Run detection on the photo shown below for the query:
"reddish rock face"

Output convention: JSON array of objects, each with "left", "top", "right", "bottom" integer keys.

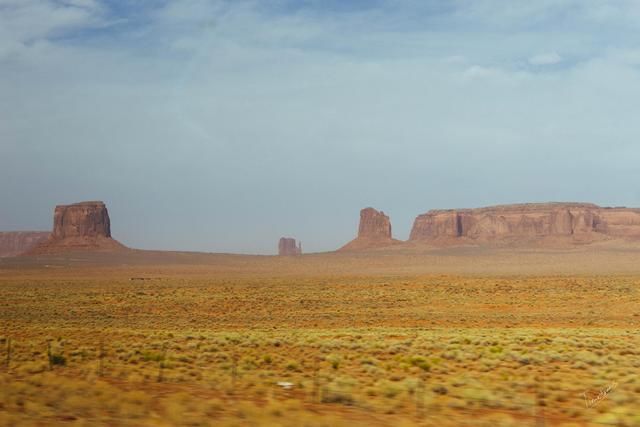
[
  {"left": 52, "top": 201, "right": 111, "bottom": 239},
  {"left": 278, "top": 237, "right": 301, "bottom": 256},
  {"left": 358, "top": 207, "right": 392, "bottom": 240},
  {"left": 0, "top": 232, "right": 50, "bottom": 257},
  {"left": 28, "top": 201, "right": 125, "bottom": 254},
  {"left": 549, "top": 209, "right": 573, "bottom": 235},
  {"left": 340, "top": 207, "right": 400, "bottom": 251},
  {"left": 409, "top": 203, "right": 640, "bottom": 244}
]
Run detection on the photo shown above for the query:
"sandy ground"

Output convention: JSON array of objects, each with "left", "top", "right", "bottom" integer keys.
[
  {"left": 2, "top": 244, "right": 640, "bottom": 426},
  {"left": 3, "top": 239, "right": 640, "bottom": 278}
]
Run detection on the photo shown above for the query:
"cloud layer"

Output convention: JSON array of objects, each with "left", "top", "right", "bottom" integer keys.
[{"left": 2, "top": 0, "right": 640, "bottom": 253}]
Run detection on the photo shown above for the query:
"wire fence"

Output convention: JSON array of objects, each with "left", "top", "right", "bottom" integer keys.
[{"left": 0, "top": 336, "right": 635, "bottom": 427}]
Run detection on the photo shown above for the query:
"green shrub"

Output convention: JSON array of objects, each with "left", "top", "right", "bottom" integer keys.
[
  {"left": 50, "top": 354, "right": 66, "bottom": 366},
  {"left": 285, "top": 360, "right": 299, "bottom": 371}
]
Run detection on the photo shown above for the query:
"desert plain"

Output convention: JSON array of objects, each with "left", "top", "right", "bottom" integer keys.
[{"left": 1, "top": 243, "right": 640, "bottom": 427}]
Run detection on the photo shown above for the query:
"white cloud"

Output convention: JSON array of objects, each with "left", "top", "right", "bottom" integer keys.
[
  {"left": 462, "top": 65, "right": 499, "bottom": 79},
  {"left": 443, "top": 55, "right": 467, "bottom": 64},
  {"left": 0, "top": 0, "right": 105, "bottom": 60},
  {"left": 528, "top": 52, "right": 563, "bottom": 65}
]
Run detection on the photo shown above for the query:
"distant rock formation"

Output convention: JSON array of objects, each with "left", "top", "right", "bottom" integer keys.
[
  {"left": 0, "top": 232, "right": 50, "bottom": 257},
  {"left": 278, "top": 237, "right": 302, "bottom": 256},
  {"left": 409, "top": 202, "right": 640, "bottom": 245},
  {"left": 340, "top": 207, "right": 401, "bottom": 251},
  {"left": 28, "top": 201, "right": 125, "bottom": 254},
  {"left": 51, "top": 201, "right": 112, "bottom": 239}
]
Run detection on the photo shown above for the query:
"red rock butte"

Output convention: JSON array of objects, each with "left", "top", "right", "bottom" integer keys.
[
  {"left": 278, "top": 237, "right": 302, "bottom": 256},
  {"left": 339, "top": 207, "right": 401, "bottom": 251},
  {"left": 27, "top": 201, "right": 126, "bottom": 255}
]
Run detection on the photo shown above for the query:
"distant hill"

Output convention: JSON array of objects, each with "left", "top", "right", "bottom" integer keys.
[{"left": 0, "top": 232, "right": 50, "bottom": 257}]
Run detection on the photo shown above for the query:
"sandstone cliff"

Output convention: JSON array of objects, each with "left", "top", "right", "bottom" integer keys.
[
  {"left": 409, "top": 202, "right": 640, "bottom": 245},
  {"left": 28, "top": 201, "right": 125, "bottom": 254},
  {"left": 278, "top": 237, "right": 302, "bottom": 256},
  {"left": 340, "top": 207, "right": 401, "bottom": 251},
  {"left": 0, "top": 232, "right": 50, "bottom": 257}
]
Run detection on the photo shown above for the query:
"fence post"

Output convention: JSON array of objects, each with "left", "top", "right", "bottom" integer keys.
[
  {"left": 535, "top": 385, "right": 545, "bottom": 427},
  {"left": 231, "top": 354, "right": 238, "bottom": 391},
  {"left": 47, "top": 341, "right": 53, "bottom": 371},
  {"left": 312, "top": 355, "right": 320, "bottom": 403},
  {"left": 5, "top": 338, "right": 11, "bottom": 370},
  {"left": 416, "top": 375, "right": 425, "bottom": 418},
  {"left": 157, "top": 342, "right": 167, "bottom": 382},
  {"left": 535, "top": 403, "right": 545, "bottom": 427},
  {"left": 98, "top": 340, "right": 104, "bottom": 377}
]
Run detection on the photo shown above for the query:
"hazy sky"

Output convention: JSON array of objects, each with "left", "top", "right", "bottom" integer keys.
[{"left": 2, "top": 0, "right": 640, "bottom": 254}]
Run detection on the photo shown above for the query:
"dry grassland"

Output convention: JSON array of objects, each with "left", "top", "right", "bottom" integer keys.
[{"left": 1, "top": 248, "right": 640, "bottom": 426}]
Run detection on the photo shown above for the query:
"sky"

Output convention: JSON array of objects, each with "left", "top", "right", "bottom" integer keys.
[{"left": 2, "top": 0, "right": 640, "bottom": 254}]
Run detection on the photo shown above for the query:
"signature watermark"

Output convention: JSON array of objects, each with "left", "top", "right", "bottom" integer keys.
[{"left": 582, "top": 382, "right": 617, "bottom": 408}]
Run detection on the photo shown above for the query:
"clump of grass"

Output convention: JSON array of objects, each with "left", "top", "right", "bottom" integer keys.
[
  {"left": 285, "top": 360, "right": 300, "bottom": 372},
  {"left": 376, "top": 380, "right": 403, "bottom": 398},
  {"left": 326, "top": 354, "right": 341, "bottom": 370},
  {"left": 408, "top": 355, "right": 430, "bottom": 372},
  {"left": 321, "top": 389, "right": 355, "bottom": 405},
  {"left": 433, "top": 385, "right": 448, "bottom": 395},
  {"left": 141, "top": 351, "right": 164, "bottom": 362}
]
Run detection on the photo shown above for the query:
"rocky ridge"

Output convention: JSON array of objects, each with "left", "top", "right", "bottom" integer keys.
[
  {"left": 339, "top": 202, "right": 640, "bottom": 251},
  {"left": 0, "top": 232, "right": 50, "bottom": 257},
  {"left": 409, "top": 202, "right": 640, "bottom": 244}
]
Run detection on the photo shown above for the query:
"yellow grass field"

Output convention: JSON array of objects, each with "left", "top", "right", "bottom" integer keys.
[{"left": 1, "top": 246, "right": 640, "bottom": 426}]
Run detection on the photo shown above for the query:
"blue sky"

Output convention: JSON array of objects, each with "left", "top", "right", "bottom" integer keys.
[{"left": 2, "top": 0, "right": 640, "bottom": 253}]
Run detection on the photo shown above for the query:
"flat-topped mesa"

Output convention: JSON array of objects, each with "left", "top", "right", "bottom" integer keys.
[
  {"left": 27, "top": 201, "right": 126, "bottom": 254},
  {"left": 409, "top": 202, "right": 640, "bottom": 244},
  {"left": 278, "top": 237, "right": 302, "bottom": 256},
  {"left": 53, "top": 201, "right": 111, "bottom": 239},
  {"left": 0, "top": 232, "right": 50, "bottom": 257},
  {"left": 339, "top": 207, "right": 400, "bottom": 251}
]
